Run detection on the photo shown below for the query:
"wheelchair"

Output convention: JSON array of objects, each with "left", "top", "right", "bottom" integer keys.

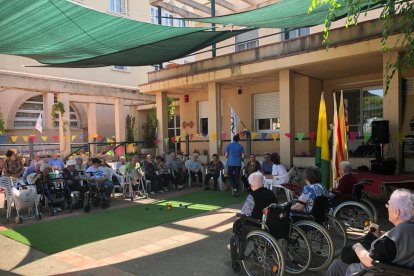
[
  {"left": 331, "top": 180, "right": 377, "bottom": 240},
  {"left": 356, "top": 260, "right": 414, "bottom": 276},
  {"left": 38, "top": 172, "right": 72, "bottom": 216},
  {"left": 291, "top": 196, "right": 344, "bottom": 272},
  {"left": 230, "top": 202, "right": 312, "bottom": 275},
  {"left": 82, "top": 174, "right": 111, "bottom": 213}
]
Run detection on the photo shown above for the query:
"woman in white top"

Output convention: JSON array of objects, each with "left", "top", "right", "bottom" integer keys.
[{"left": 264, "top": 152, "right": 289, "bottom": 189}]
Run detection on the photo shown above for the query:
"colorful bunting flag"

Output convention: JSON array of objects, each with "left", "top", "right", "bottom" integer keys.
[
  {"left": 176, "top": 136, "right": 181, "bottom": 143},
  {"left": 349, "top": 131, "right": 358, "bottom": 142},
  {"left": 221, "top": 132, "right": 227, "bottom": 140},
  {"left": 261, "top": 133, "right": 267, "bottom": 141},
  {"left": 189, "top": 133, "right": 194, "bottom": 141},
  {"left": 52, "top": 135, "right": 59, "bottom": 142},
  {"left": 79, "top": 134, "right": 84, "bottom": 139},
  {"left": 127, "top": 144, "right": 135, "bottom": 153},
  {"left": 296, "top": 133, "right": 304, "bottom": 143},
  {"left": 251, "top": 132, "right": 258, "bottom": 140},
  {"left": 106, "top": 138, "right": 113, "bottom": 143},
  {"left": 271, "top": 133, "right": 279, "bottom": 141},
  {"left": 164, "top": 138, "right": 169, "bottom": 145},
  {"left": 155, "top": 138, "right": 160, "bottom": 145},
  {"left": 309, "top": 131, "right": 315, "bottom": 141},
  {"left": 211, "top": 132, "right": 217, "bottom": 141},
  {"left": 284, "top": 133, "right": 293, "bottom": 139},
  {"left": 22, "top": 136, "right": 29, "bottom": 142},
  {"left": 71, "top": 135, "right": 77, "bottom": 142},
  {"left": 171, "top": 136, "right": 176, "bottom": 143},
  {"left": 239, "top": 131, "right": 246, "bottom": 139},
  {"left": 106, "top": 150, "right": 115, "bottom": 157},
  {"left": 97, "top": 134, "right": 104, "bottom": 141},
  {"left": 115, "top": 146, "right": 124, "bottom": 156},
  {"left": 0, "top": 136, "right": 6, "bottom": 143},
  {"left": 41, "top": 136, "right": 48, "bottom": 142},
  {"left": 10, "top": 136, "right": 18, "bottom": 143}
]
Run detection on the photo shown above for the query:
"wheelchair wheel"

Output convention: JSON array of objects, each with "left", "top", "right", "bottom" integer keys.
[
  {"left": 294, "top": 220, "right": 334, "bottom": 272},
  {"left": 231, "top": 260, "right": 242, "bottom": 273},
  {"left": 361, "top": 198, "right": 378, "bottom": 223},
  {"left": 324, "top": 215, "right": 347, "bottom": 257},
  {"left": 285, "top": 225, "right": 312, "bottom": 275},
  {"left": 333, "top": 201, "right": 374, "bottom": 240},
  {"left": 241, "top": 230, "right": 285, "bottom": 276}
]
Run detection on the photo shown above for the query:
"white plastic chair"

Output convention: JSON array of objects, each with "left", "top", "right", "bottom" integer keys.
[
  {"left": 204, "top": 168, "right": 225, "bottom": 190},
  {"left": 0, "top": 176, "right": 14, "bottom": 221},
  {"left": 267, "top": 167, "right": 298, "bottom": 202},
  {"left": 11, "top": 177, "right": 40, "bottom": 223}
]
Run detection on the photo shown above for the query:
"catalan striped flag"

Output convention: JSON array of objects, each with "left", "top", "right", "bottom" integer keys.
[
  {"left": 332, "top": 91, "right": 348, "bottom": 186},
  {"left": 315, "top": 92, "right": 330, "bottom": 188}
]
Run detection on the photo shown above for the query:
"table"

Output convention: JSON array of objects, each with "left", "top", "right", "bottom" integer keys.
[{"left": 354, "top": 171, "right": 414, "bottom": 196}]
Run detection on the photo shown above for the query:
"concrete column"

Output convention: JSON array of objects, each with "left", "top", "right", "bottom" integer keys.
[
  {"left": 129, "top": 105, "right": 140, "bottom": 142},
  {"left": 156, "top": 91, "right": 168, "bottom": 154},
  {"left": 207, "top": 82, "right": 221, "bottom": 155},
  {"left": 279, "top": 69, "right": 295, "bottom": 168},
  {"left": 43, "top": 92, "right": 54, "bottom": 129},
  {"left": 87, "top": 102, "right": 98, "bottom": 156},
  {"left": 57, "top": 93, "right": 71, "bottom": 157},
  {"left": 383, "top": 51, "right": 402, "bottom": 172},
  {"left": 114, "top": 97, "right": 126, "bottom": 142}
]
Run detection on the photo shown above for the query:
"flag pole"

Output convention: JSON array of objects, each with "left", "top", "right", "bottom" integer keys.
[{"left": 228, "top": 104, "right": 247, "bottom": 130}]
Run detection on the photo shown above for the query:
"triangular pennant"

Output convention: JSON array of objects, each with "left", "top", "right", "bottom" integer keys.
[
  {"left": 251, "top": 132, "right": 258, "bottom": 140},
  {"left": 164, "top": 138, "right": 170, "bottom": 145},
  {"left": 127, "top": 144, "right": 135, "bottom": 153},
  {"left": 189, "top": 133, "right": 194, "bottom": 142},
  {"left": 176, "top": 136, "right": 181, "bottom": 143},
  {"left": 284, "top": 133, "right": 293, "bottom": 139},
  {"left": 115, "top": 146, "right": 124, "bottom": 156},
  {"left": 22, "top": 136, "right": 29, "bottom": 142},
  {"left": 296, "top": 132, "right": 304, "bottom": 143},
  {"left": 211, "top": 132, "right": 217, "bottom": 141},
  {"left": 79, "top": 134, "right": 84, "bottom": 139},
  {"left": 363, "top": 132, "right": 371, "bottom": 142},
  {"left": 10, "top": 136, "right": 18, "bottom": 143},
  {"left": 106, "top": 150, "right": 115, "bottom": 157},
  {"left": 97, "top": 134, "right": 104, "bottom": 141},
  {"left": 41, "top": 136, "right": 48, "bottom": 142},
  {"left": 106, "top": 138, "right": 112, "bottom": 143},
  {"left": 221, "top": 132, "right": 227, "bottom": 140},
  {"left": 239, "top": 131, "right": 246, "bottom": 139},
  {"left": 0, "top": 136, "right": 6, "bottom": 143},
  {"left": 195, "top": 133, "right": 201, "bottom": 138},
  {"left": 399, "top": 132, "right": 406, "bottom": 145},
  {"left": 261, "top": 133, "right": 267, "bottom": 141},
  {"left": 271, "top": 133, "right": 279, "bottom": 141},
  {"left": 155, "top": 138, "right": 160, "bottom": 145},
  {"left": 171, "top": 136, "right": 176, "bottom": 143},
  {"left": 71, "top": 135, "right": 77, "bottom": 142},
  {"left": 309, "top": 131, "right": 316, "bottom": 141},
  {"left": 29, "top": 135, "right": 36, "bottom": 142},
  {"left": 349, "top": 131, "right": 358, "bottom": 142},
  {"left": 52, "top": 135, "right": 59, "bottom": 142}
]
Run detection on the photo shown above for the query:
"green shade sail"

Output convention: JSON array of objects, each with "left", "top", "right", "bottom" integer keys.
[
  {"left": 190, "top": 0, "right": 383, "bottom": 29},
  {"left": 0, "top": 0, "right": 244, "bottom": 67}
]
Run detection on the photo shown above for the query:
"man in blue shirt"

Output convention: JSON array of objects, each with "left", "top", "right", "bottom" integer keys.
[
  {"left": 48, "top": 152, "right": 65, "bottom": 170},
  {"left": 225, "top": 134, "right": 245, "bottom": 196}
]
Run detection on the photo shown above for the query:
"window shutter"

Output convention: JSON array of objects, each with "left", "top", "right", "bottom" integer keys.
[
  {"left": 199, "top": 101, "right": 208, "bottom": 119},
  {"left": 254, "top": 92, "right": 279, "bottom": 119}
]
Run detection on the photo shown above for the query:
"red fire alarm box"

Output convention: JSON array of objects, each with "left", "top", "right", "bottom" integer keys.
[{"left": 184, "top": 94, "right": 189, "bottom": 103}]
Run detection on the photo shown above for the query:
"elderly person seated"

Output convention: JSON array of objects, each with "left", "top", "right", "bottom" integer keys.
[
  {"left": 261, "top": 152, "right": 273, "bottom": 175},
  {"left": 115, "top": 156, "right": 127, "bottom": 172},
  {"left": 62, "top": 159, "right": 85, "bottom": 208},
  {"left": 22, "top": 162, "right": 42, "bottom": 183},
  {"left": 241, "top": 154, "right": 261, "bottom": 191},
  {"left": 264, "top": 152, "right": 289, "bottom": 189},
  {"left": 74, "top": 156, "right": 87, "bottom": 175},
  {"left": 232, "top": 172, "right": 278, "bottom": 238},
  {"left": 141, "top": 154, "right": 160, "bottom": 195},
  {"left": 30, "top": 152, "right": 45, "bottom": 168},
  {"left": 291, "top": 166, "right": 331, "bottom": 213},
  {"left": 3, "top": 149, "right": 24, "bottom": 178},
  {"left": 48, "top": 152, "right": 64, "bottom": 170},
  {"left": 204, "top": 154, "right": 224, "bottom": 191},
  {"left": 333, "top": 161, "right": 357, "bottom": 195},
  {"left": 326, "top": 189, "right": 414, "bottom": 276},
  {"left": 185, "top": 153, "right": 203, "bottom": 187},
  {"left": 85, "top": 158, "right": 114, "bottom": 202},
  {"left": 165, "top": 152, "right": 185, "bottom": 190}
]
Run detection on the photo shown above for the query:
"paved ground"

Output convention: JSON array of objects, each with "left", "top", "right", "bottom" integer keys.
[{"left": 0, "top": 188, "right": 390, "bottom": 276}]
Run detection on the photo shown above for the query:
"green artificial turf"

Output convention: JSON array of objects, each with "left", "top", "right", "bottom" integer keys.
[{"left": 0, "top": 191, "right": 244, "bottom": 254}]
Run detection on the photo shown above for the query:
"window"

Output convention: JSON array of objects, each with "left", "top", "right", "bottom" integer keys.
[
  {"left": 109, "top": 0, "right": 127, "bottom": 14},
  {"left": 14, "top": 95, "right": 80, "bottom": 129},
  {"left": 281, "top": 27, "right": 310, "bottom": 40},
  {"left": 168, "top": 115, "right": 181, "bottom": 152},
  {"left": 235, "top": 29, "right": 259, "bottom": 52},
  {"left": 162, "top": 11, "right": 174, "bottom": 26},
  {"left": 335, "top": 87, "right": 384, "bottom": 135},
  {"left": 198, "top": 101, "right": 208, "bottom": 135},
  {"left": 150, "top": 6, "right": 158, "bottom": 24},
  {"left": 254, "top": 92, "right": 280, "bottom": 133}
]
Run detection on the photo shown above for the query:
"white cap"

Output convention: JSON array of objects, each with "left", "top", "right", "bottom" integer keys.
[{"left": 66, "top": 159, "right": 76, "bottom": 166}]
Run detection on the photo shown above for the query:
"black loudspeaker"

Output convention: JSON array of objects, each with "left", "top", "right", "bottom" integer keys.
[
  {"left": 371, "top": 159, "right": 396, "bottom": 175},
  {"left": 371, "top": 120, "right": 389, "bottom": 144}
]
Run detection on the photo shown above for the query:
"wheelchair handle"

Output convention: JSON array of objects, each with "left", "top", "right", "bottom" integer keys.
[{"left": 355, "top": 179, "right": 373, "bottom": 186}]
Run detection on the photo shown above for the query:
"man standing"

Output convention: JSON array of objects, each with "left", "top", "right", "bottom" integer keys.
[{"left": 225, "top": 134, "right": 245, "bottom": 196}]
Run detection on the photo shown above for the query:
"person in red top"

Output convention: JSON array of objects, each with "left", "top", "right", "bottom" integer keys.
[{"left": 333, "top": 161, "right": 357, "bottom": 195}]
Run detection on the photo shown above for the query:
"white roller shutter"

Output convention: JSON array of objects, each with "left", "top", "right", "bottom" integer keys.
[
  {"left": 199, "top": 101, "right": 208, "bottom": 118},
  {"left": 254, "top": 92, "right": 279, "bottom": 119}
]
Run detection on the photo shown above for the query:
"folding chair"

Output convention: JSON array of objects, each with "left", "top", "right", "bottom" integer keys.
[{"left": 0, "top": 176, "right": 14, "bottom": 221}]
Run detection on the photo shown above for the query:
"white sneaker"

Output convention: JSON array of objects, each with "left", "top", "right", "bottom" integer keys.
[
  {"left": 150, "top": 191, "right": 155, "bottom": 195},
  {"left": 163, "top": 187, "right": 169, "bottom": 192},
  {"left": 227, "top": 244, "right": 231, "bottom": 250},
  {"left": 159, "top": 190, "right": 164, "bottom": 193}
]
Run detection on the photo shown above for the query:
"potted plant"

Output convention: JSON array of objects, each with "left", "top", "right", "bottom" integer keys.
[{"left": 141, "top": 107, "right": 157, "bottom": 156}]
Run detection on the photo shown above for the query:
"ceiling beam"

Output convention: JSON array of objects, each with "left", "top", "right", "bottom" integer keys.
[
  {"left": 257, "top": 0, "right": 281, "bottom": 8},
  {"left": 174, "top": 0, "right": 211, "bottom": 14},
  {"left": 239, "top": 0, "right": 255, "bottom": 6},
  {"left": 152, "top": 2, "right": 200, "bottom": 18},
  {"left": 209, "top": 0, "right": 235, "bottom": 11}
]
